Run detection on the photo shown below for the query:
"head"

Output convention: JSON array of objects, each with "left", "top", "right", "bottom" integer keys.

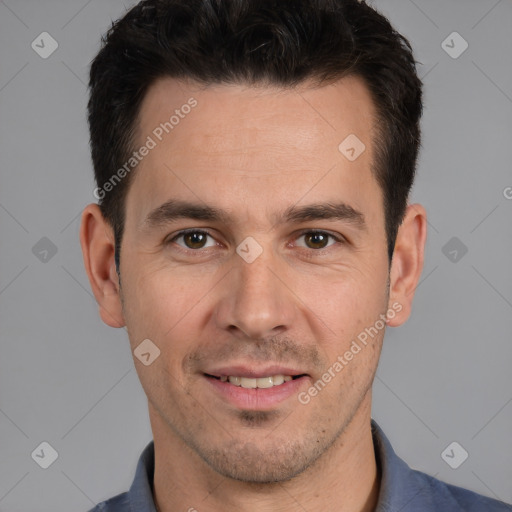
[
  {"left": 88, "top": 0, "right": 423, "bottom": 270},
  {"left": 81, "top": 0, "right": 426, "bottom": 484}
]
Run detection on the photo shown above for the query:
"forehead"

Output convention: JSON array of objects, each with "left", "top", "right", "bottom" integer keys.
[
  {"left": 126, "top": 75, "right": 381, "bottom": 230},
  {"left": 137, "top": 75, "right": 376, "bottom": 153}
]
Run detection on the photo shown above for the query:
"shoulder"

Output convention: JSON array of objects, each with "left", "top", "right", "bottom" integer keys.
[
  {"left": 87, "top": 439, "right": 156, "bottom": 511},
  {"left": 370, "top": 420, "right": 511, "bottom": 512},
  {"left": 411, "top": 468, "right": 512, "bottom": 511},
  {"left": 87, "top": 491, "right": 130, "bottom": 511}
]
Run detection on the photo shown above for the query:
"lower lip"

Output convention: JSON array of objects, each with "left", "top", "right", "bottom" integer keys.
[{"left": 204, "top": 375, "right": 309, "bottom": 410}]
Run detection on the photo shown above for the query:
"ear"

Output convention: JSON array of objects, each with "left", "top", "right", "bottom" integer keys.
[
  {"left": 79, "top": 203, "right": 125, "bottom": 328},
  {"left": 387, "top": 203, "right": 427, "bottom": 327}
]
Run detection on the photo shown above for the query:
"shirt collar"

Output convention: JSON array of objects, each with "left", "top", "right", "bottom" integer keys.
[
  {"left": 127, "top": 438, "right": 157, "bottom": 512},
  {"left": 371, "top": 420, "right": 437, "bottom": 511}
]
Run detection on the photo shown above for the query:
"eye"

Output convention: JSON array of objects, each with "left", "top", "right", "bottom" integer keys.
[
  {"left": 168, "top": 229, "right": 217, "bottom": 250},
  {"left": 294, "top": 230, "right": 342, "bottom": 251},
  {"left": 166, "top": 228, "right": 345, "bottom": 255}
]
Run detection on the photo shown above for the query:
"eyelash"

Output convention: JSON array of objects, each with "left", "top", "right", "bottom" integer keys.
[{"left": 166, "top": 228, "right": 346, "bottom": 256}]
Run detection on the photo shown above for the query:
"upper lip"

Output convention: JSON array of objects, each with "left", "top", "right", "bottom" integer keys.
[{"left": 204, "top": 365, "right": 308, "bottom": 379}]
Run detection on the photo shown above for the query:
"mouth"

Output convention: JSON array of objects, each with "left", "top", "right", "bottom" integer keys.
[
  {"left": 202, "top": 368, "right": 310, "bottom": 410},
  {"left": 204, "top": 373, "right": 307, "bottom": 389}
]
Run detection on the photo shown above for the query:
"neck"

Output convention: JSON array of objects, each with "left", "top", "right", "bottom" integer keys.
[{"left": 152, "top": 394, "right": 380, "bottom": 512}]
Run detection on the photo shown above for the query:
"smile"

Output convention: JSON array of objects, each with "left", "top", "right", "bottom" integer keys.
[
  {"left": 206, "top": 374, "right": 304, "bottom": 389},
  {"left": 203, "top": 372, "right": 309, "bottom": 410}
]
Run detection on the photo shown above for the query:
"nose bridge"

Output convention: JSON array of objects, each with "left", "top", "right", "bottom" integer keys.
[{"left": 216, "top": 238, "right": 295, "bottom": 339}]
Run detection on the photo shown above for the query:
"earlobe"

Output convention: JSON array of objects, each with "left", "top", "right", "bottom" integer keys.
[
  {"left": 79, "top": 203, "right": 126, "bottom": 328},
  {"left": 387, "top": 203, "right": 427, "bottom": 327}
]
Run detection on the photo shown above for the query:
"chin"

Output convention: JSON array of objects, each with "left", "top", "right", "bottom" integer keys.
[{"left": 196, "top": 435, "right": 327, "bottom": 484}]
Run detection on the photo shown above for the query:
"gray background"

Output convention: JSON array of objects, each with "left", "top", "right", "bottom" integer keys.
[{"left": 0, "top": 0, "right": 511, "bottom": 510}]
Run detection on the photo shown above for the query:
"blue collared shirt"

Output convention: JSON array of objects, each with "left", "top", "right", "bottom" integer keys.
[{"left": 88, "top": 420, "right": 512, "bottom": 511}]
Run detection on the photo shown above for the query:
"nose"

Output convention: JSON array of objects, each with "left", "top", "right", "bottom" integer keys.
[{"left": 214, "top": 243, "right": 296, "bottom": 340}]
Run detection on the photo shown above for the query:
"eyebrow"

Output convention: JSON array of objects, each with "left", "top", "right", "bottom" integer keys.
[{"left": 142, "top": 199, "right": 366, "bottom": 231}]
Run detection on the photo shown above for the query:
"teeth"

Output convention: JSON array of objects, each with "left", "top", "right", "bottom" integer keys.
[
  {"left": 256, "top": 377, "right": 273, "bottom": 389},
  {"left": 272, "top": 375, "right": 284, "bottom": 385},
  {"left": 228, "top": 376, "right": 241, "bottom": 386},
  {"left": 241, "top": 377, "right": 257, "bottom": 389},
  {"left": 222, "top": 375, "right": 295, "bottom": 388}
]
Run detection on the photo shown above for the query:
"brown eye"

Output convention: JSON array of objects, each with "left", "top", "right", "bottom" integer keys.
[
  {"left": 169, "top": 230, "right": 216, "bottom": 250},
  {"left": 303, "top": 232, "right": 330, "bottom": 249},
  {"left": 296, "top": 231, "right": 340, "bottom": 251},
  {"left": 183, "top": 232, "right": 207, "bottom": 249}
]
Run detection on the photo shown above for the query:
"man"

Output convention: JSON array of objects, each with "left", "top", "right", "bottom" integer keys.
[{"left": 80, "top": 0, "right": 512, "bottom": 510}]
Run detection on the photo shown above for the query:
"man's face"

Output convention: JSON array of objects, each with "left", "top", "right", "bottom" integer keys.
[{"left": 117, "top": 76, "right": 393, "bottom": 482}]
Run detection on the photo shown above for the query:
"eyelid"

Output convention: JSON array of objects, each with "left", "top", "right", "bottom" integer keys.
[
  {"left": 166, "top": 228, "right": 218, "bottom": 249},
  {"left": 293, "top": 229, "right": 345, "bottom": 247},
  {"left": 166, "top": 228, "right": 346, "bottom": 253}
]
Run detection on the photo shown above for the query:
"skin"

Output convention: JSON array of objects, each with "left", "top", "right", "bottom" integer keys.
[{"left": 80, "top": 75, "right": 427, "bottom": 512}]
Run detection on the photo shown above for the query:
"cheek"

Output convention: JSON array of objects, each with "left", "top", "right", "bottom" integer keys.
[
  {"left": 121, "top": 261, "right": 204, "bottom": 347},
  {"left": 306, "top": 265, "right": 388, "bottom": 324},
  {"left": 122, "top": 269, "right": 205, "bottom": 395},
  {"left": 297, "top": 264, "right": 389, "bottom": 375}
]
